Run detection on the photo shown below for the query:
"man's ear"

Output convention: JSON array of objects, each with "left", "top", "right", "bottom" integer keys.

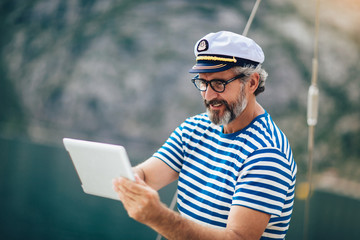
[{"left": 248, "top": 73, "right": 260, "bottom": 94}]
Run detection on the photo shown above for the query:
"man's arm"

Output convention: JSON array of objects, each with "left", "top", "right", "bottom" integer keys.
[
  {"left": 113, "top": 176, "right": 270, "bottom": 240},
  {"left": 133, "top": 157, "right": 179, "bottom": 190},
  {"left": 150, "top": 200, "right": 270, "bottom": 240}
]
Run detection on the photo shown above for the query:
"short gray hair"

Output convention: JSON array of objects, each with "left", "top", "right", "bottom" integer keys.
[{"left": 232, "top": 65, "right": 268, "bottom": 96}]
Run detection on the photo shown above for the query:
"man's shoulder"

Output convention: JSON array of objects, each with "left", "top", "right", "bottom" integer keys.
[{"left": 252, "top": 112, "right": 288, "bottom": 142}]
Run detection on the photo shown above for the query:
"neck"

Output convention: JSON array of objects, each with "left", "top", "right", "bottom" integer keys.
[{"left": 223, "top": 100, "right": 264, "bottom": 134}]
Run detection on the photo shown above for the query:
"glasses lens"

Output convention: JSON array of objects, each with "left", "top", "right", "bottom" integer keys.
[
  {"left": 210, "top": 80, "right": 225, "bottom": 92},
  {"left": 194, "top": 79, "right": 207, "bottom": 91}
]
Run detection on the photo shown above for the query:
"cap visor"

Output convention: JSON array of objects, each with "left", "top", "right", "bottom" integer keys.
[{"left": 189, "top": 63, "right": 232, "bottom": 73}]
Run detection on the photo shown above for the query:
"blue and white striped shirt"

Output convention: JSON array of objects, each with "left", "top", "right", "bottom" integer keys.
[{"left": 153, "top": 112, "right": 297, "bottom": 239}]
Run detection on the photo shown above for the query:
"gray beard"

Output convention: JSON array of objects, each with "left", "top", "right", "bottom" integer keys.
[{"left": 205, "top": 88, "right": 247, "bottom": 126}]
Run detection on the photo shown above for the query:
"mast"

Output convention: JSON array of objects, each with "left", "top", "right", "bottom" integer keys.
[{"left": 304, "top": 0, "right": 321, "bottom": 239}]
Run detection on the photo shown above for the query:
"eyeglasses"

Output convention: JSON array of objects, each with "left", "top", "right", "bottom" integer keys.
[{"left": 191, "top": 73, "right": 245, "bottom": 93}]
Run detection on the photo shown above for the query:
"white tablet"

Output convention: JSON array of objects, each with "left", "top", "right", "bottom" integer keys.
[{"left": 63, "top": 138, "right": 134, "bottom": 201}]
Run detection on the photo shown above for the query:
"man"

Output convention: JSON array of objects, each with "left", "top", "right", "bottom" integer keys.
[{"left": 113, "top": 31, "right": 297, "bottom": 240}]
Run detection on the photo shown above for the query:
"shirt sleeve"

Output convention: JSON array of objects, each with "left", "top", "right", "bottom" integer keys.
[
  {"left": 152, "top": 125, "right": 184, "bottom": 173},
  {"left": 232, "top": 147, "right": 295, "bottom": 216}
]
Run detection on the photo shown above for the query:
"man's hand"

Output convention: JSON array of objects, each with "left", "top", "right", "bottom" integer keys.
[
  {"left": 113, "top": 175, "right": 164, "bottom": 225},
  {"left": 113, "top": 160, "right": 270, "bottom": 240}
]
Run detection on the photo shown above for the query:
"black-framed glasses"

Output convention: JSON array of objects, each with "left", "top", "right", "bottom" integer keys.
[{"left": 191, "top": 73, "right": 245, "bottom": 93}]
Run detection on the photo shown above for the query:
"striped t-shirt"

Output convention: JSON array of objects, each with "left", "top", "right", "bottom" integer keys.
[{"left": 153, "top": 112, "right": 297, "bottom": 239}]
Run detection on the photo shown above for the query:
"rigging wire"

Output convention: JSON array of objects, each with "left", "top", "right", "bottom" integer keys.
[
  {"left": 304, "top": 0, "right": 321, "bottom": 239},
  {"left": 242, "top": 0, "right": 262, "bottom": 37}
]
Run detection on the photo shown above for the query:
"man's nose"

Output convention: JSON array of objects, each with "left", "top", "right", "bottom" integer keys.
[{"left": 203, "top": 85, "right": 219, "bottom": 101}]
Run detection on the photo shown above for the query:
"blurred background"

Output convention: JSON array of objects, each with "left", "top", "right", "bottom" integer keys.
[{"left": 0, "top": 0, "right": 359, "bottom": 239}]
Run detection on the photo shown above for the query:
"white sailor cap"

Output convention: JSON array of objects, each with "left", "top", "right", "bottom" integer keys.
[{"left": 189, "top": 31, "right": 265, "bottom": 73}]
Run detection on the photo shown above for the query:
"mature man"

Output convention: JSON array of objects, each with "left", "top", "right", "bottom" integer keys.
[{"left": 113, "top": 31, "right": 297, "bottom": 240}]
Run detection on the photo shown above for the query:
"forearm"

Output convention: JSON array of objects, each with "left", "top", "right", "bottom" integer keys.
[
  {"left": 148, "top": 205, "right": 242, "bottom": 240},
  {"left": 113, "top": 176, "right": 252, "bottom": 240}
]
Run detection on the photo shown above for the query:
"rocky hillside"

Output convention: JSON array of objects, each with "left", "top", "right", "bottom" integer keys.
[{"left": 1, "top": 0, "right": 359, "bottom": 178}]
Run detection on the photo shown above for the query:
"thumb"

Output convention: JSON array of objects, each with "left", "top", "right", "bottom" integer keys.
[{"left": 134, "top": 174, "right": 147, "bottom": 186}]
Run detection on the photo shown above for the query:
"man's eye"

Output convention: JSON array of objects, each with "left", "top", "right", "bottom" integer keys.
[{"left": 212, "top": 81, "right": 224, "bottom": 88}]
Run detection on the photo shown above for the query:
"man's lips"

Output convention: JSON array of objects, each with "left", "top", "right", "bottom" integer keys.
[
  {"left": 205, "top": 99, "right": 228, "bottom": 109},
  {"left": 210, "top": 103, "right": 224, "bottom": 110},
  {"left": 211, "top": 102, "right": 222, "bottom": 107}
]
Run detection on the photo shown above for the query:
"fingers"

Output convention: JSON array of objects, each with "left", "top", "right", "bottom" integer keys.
[
  {"left": 113, "top": 178, "right": 138, "bottom": 204},
  {"left": 113, "top": 176, "right": 147, "bottom": 203},
  {"left": 116, "top": 176, "right": 148, "bottom": 195},
  {"left": 112, "top": 175, "right": 162, "bottom": 224},
  {"left": 112, "top": 178, "right": 124, "bottom": 201},
  {"left": 113, "top": 176, "right": 159, "bottom": 207}
]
